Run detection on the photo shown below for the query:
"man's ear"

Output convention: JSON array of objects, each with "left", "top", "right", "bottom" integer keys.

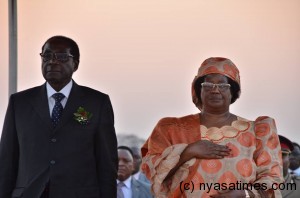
[{"left": 73, "top": 60, "right": 79, "bottom": 72}]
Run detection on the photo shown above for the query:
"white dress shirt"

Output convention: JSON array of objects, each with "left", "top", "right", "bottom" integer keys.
[
  {"left": 289, "top": 167, "right": 300, "bottom": 176},
  {"left": 46, "top": 80, "right": 73, "bottom": 116},
  {"left": 117, "top": 176, "right": 132, "bottom": 198}
]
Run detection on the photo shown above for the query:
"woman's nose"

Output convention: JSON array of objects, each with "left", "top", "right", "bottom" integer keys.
[{"left": 211, "top": 84, "right": 221, "bottom": 93}]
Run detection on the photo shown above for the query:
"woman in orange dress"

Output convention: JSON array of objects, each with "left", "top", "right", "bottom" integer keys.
[{"left": 141, "top": 57, "right": 283, "bottom": 198}]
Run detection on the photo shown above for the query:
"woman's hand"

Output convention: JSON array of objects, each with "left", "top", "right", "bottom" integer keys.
[
  {"left": 164, "top": 140, "right": 230, "bottom": 182},
  {"left": 186, "top": 140, "right": 231, "bottom": 159}
]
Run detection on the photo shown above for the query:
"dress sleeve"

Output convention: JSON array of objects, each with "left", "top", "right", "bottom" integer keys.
[
  {"left": 251, "top": 116, "right": 283, "bottom": 197},
  {"left": 141, "top": 118, "right": 196, "bottom": 197}
]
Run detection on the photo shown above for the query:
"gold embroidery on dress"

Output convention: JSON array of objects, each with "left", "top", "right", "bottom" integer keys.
[{"left": 200, "top": 118, "right": 250, "bottom": 143}]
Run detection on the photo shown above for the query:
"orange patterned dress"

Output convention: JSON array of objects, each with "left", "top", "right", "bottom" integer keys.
[{"left": 141, "top": 114, "right": 283, "bottom": 198}]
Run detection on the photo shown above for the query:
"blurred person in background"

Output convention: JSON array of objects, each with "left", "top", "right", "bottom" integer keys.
[
  {"left": 131, "top": 146, "right": 150, "bottom": 184},
  {"left": 289, "top": 142, "right": 300, "bottom": 176},
  {"left": 117, "top": 146, "right": 152, "bottom": 198},
  {"left": 279, "top": 135, "right": 300, "bottom": 197}
]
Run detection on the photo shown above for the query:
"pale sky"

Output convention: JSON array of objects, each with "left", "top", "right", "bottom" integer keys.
[{"left": 1, "top": 0, "right": 300, "bottom": 142}]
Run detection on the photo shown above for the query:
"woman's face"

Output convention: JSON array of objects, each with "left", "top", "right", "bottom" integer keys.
[{"left": 200, "top": 74, "right": 232, "bottom": 111}]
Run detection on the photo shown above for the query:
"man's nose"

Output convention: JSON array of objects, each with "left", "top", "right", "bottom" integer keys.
[{"left": 48, "top": 56, "right": 59, "bottom": 63}]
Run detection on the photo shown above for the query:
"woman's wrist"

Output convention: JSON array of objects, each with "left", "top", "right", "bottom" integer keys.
[{"left": 184, "top": 143, "right": 197, "bottom": 160}]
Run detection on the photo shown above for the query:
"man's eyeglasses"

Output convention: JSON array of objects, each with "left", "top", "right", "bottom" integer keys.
[
  {"left": 201, "top": 82, "right": 231, "bottom": 92},
  {"left": 40, "top": 52, "right": 74, "bottom": 62}
]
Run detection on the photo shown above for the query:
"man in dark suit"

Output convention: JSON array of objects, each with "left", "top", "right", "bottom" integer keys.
[
  {"left": 0, "top": 35, "right": 118, "bottom": 198},
  {"left": 117, "top": 146, "right": 152, "bottom": 198}
]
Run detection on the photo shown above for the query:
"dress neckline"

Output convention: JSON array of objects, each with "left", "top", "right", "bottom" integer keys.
[{"left": 199, "top": 116, "right": 250, "bottom": 142}]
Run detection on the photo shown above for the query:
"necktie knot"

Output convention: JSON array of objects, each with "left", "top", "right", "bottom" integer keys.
[
  {"left": 117, "top": 182, "right": 125, "bottom": 198},
  {"left": 118, "top": 182, "right": 125, "bottom": 188},
  {"left": 53, "top": 93, "right": 65, "bottom": 103}
]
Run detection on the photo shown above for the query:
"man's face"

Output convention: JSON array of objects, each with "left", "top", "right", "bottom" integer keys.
[
  {"left": 131, "top": 147, "right": 142, "bottom": 174},
  {"left": 118, "top": 149, "right": 134, "bottom": 181},
  {"left": 41, "top": 39, "right": 78, "bottom": 88}
]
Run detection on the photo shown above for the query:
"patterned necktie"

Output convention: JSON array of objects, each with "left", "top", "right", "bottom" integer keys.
[
  {"left": 51, "top": 93, "right": 65, "bottom": 127},
  {"left": 117, "top": 182, "right": 125, "bottom": 198}
]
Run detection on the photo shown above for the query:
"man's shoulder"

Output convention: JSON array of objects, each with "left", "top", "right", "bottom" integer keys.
[
  {"left": 132, "top": 177, "right": 150, "bottom": 188},
  {"left": 138, "top": 172, "right": 150, "bottom": 184},
  {"left": 77, "top": 85, "right": 109, "bottom": 98},
  {"left": 132, "top": 178, "right": 152, "bottom": 197},
  {"left": 12, "top": 85, "right": 44, "bottom": 98}
]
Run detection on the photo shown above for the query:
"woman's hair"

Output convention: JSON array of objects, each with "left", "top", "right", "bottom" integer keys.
[{"left": 194, "top": 75, "right": 240, "bottom": 104}]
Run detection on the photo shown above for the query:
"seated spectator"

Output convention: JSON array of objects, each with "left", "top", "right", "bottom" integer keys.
[{"left": 117, "top": 146, "right": 152, "bottom": 198}]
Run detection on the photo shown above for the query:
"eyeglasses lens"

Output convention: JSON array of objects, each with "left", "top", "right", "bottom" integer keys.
[
  {"left": 55, "top": 53, "right": 69, "bottom": 62},
  {"left": 41, "top": 53, "right": 71, "bottom": 62},
  {"left": 201, "top": 83, "right": 230, "bottom": 91}
]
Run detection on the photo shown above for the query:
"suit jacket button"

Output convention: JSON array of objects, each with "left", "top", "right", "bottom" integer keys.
[
  {"left": 51, "top": 138, "right": 57, "bottom": 143},
  {"left": 50, "top": 160, "right": 56, "bottom": 165}
]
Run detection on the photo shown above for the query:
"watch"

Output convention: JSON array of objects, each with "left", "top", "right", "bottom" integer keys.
[{"left": 245, "top": 190, "right": 250, "bottom": 198}]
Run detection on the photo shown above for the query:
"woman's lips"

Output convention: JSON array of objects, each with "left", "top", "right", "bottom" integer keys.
[{"left": 209, "top": 96, "right": 222, "bottom": 101}]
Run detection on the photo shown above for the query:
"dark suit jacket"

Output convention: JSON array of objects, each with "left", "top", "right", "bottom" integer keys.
[
  {"left": 0, "top": 81, "right": 118, "bottom": 198},
  {"left": 131, "top": 177, "right": 152, "bottom": 198}
]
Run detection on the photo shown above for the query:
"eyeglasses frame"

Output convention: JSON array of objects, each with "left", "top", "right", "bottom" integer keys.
[
  {"left": 39, "top": 52, "right": 74, "bottom": 62},
  {"left": 201, "top": 82, "right": 231, "bottom": 92}
]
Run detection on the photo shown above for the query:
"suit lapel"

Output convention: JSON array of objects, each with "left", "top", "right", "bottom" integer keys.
[
  {"left": 131, "top": 178, "right": 140, "bottom": 198},
  {"left": 53, "top": 81, "right": 85, "bottom": 132},
  {"left": 30, "top": 84, "right": 53, "bottom": 130}
]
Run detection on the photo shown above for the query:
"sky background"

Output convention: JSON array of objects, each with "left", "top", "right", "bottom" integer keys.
[{"left": 1, "top": 0, "right": 300, "bottom": 142}]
